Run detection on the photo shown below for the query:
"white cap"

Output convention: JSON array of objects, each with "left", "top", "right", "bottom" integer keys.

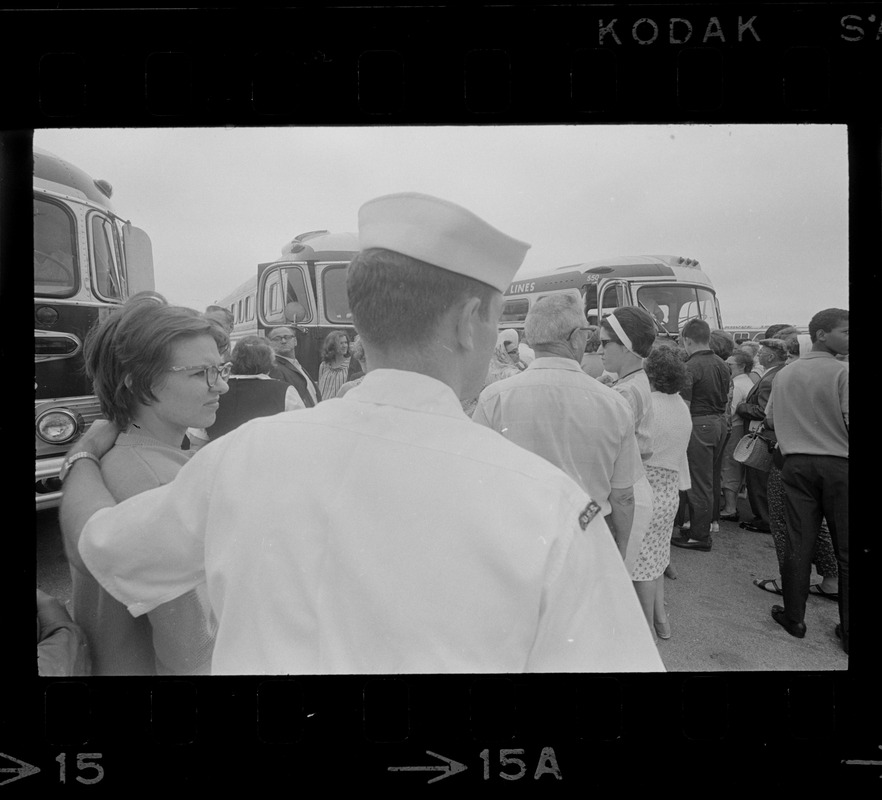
[{"left": 357, "top": 192, "right": 531, "bottom": 293}]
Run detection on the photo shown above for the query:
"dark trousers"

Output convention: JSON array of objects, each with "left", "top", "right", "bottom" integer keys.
[
  {"left": 684, "top": 414, "right": 727, "bottom": 541},
  {"left": 712, "top": 428, "right": 731, "bottom": 521},
  {"left": 745, "top": 463, "right": 771, "bottom": 530},
  {"left": 779, "top": 454, "right": 849, "bottom": 648}
]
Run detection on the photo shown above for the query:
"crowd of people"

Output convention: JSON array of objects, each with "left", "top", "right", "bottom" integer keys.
[{"left": 40, "top": 191, "right": 848, "bottom": 676}]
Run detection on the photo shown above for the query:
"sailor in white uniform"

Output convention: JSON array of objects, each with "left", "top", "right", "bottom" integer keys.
[{"left": 61, "top": 192, "right": 663, "bottom": 674}]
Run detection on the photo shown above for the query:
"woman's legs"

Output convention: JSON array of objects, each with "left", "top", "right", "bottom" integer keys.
[
  {"left": 632, "top": 580, "right": 657, "bottom": 641},
  {"left": 653, "top": 578, "right": 670, "bottom": 638}
]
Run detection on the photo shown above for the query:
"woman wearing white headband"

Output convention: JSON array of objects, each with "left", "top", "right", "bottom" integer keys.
[{"left": 599, "top": 307, "right": 665, "bottom": 638}]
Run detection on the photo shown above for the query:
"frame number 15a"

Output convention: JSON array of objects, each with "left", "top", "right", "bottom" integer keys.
[{"left": 480, "top": 747, "right": 561, "bottom": 781}]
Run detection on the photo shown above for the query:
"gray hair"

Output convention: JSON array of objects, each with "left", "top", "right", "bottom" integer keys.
[{"left": 524, "top": 291, "right": 584, "bottom": 347}]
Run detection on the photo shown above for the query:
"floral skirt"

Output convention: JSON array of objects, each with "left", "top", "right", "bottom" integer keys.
[{"left": 631, "top": 465, "right": 680, "bottom": 581}]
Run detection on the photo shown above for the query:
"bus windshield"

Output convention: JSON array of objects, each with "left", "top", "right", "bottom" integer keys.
[
  {"left": 34, "top": 197, "right": 77, "bottom": 297},
  {"left": 636, "top": 284, "right": 721, "bottom": 335}
]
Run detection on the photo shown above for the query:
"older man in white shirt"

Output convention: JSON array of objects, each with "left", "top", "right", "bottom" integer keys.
[
  {"left": 60, "top": 192, "right": 663, "bottom": 675},
  {"left": 472, "top": 292, "right": 645, "bottom": 563}
]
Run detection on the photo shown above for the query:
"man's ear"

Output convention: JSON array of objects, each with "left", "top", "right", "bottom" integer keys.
[{"left": 453, "top": 296, "right": 483, "bottom": 352}]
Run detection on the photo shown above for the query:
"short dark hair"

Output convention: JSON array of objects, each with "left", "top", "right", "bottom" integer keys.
[
  {"left": 231, "top": 335, "right": 275, "bottom": 375},
  {"left": 347, "top": 248, "right": 497, "bottom": 349},
  {"left": 764, "top": 323, "right": 793, "bottom": 339},
  {"left": 809, "top": 308, "right": 848, "bottom": 342},
  {"left": 84, "top": 297, "right": 228, "bottom": 429},
  {"left": 681, "top": 317, "right": 710, "bottom": 344},
  {"left": 709, "top": 329, "right": 735, "bottom": 360},
  {"left": 599, "top": 306, "right": 655, "bottom": 357},
  {"left": 645, "top": 345, "right": 689, "bottom": 394}
]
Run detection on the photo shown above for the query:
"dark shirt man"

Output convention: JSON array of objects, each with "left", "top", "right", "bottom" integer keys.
[
  {"left": 735, "top": 338, "right": 788, "bottom": 532},
  {"left": 764, "top": 308, "right": 849, "bottom": 653},
  {"left": 266, "top": 326, "right": 320, "bottom": 407},
  {"left": 672, "top": 318, "right": 730, "bottom": 551}
]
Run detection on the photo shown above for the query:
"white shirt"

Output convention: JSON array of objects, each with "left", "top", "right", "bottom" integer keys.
[
  {"left": 79, "top": 369, "right": 662, "bottom": 675},
  {"left": 472, "top": 357, "right": 644, "bottom": 517}
]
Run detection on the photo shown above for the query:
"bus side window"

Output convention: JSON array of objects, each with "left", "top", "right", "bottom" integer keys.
[
  {"left": 91, "top": 215, "right": 124, "bottom": 300},
  {"left": 321, "top": 265, "right": 352, "bottom": 323}
]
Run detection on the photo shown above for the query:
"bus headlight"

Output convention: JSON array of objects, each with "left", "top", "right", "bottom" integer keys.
[{"left": 36, "top": 409, "right": 82, "bottom": 445}]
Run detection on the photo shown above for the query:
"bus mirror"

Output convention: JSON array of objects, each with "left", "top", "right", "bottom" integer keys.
[
  {"left": 285, "top": 301, "right": 307, "bottom": 323},
  {"left": 122, "top": 224, "right": 155, "bottom": 296}
]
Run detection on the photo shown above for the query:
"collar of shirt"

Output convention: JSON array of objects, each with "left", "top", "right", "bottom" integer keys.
[
  {"left": 343, "top": 368, "right": 465, "bottom": 420},
  {"left": 524, "top": 356, "right": 584, "bottom": 373},
  {"left": 799, "top": 351, "right": 836, "bottom": 360},
  {"left": 229, "top": 374, "right": 273, "bottom": 380},
  {"left": 686, "top": 349, "right": 714, "bottom": 361}
]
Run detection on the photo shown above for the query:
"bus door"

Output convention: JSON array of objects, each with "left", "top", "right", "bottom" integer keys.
[
  {"left": 258, "top": 261, "right": 319, "bottom": 378},
  {"left": 583, "top": 277, "right": 632, "bottom": 325}
]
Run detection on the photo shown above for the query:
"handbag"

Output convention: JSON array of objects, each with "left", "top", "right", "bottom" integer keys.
[{"left": 733, "top": 424, "right": 776, "bottom": 472}]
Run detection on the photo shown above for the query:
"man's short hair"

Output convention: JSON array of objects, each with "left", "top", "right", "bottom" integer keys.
[
  {"left": 84, "top": 296, "right": 228, "bottom": 429},
  {"left": 681, "top": 317, "right": 710, "bottom": 345},
  {"left": 809, "top": 308, "right": 848, "bottom": 342},
  {"left": 268, "top": 325, "right": 297, "bottom": 340},
  {"left": 524, "top": 292, "right": 584, "bottom": 347},
  {"left": 347, "top": 248, "right": 498, "bottom": 349},
  {"left": 205, "top": 306, "right": 234, "bottom": 327},
  {"left": 231, "top": 335, "right": 275, "bottom": 375}
]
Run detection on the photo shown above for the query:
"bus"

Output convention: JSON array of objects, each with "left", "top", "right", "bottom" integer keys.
[
  {"left": 213, "top": 230, "right": 360, "bottom": 381},
  {"left": 34, "top": 147, "right": 154, "bottom": 509},
  {"left": 500, "top": 254, "right": 723, "bottom": 340}
]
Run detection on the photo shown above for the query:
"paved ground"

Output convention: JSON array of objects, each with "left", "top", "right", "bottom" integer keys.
[{"left": 37, "top": 497, "right": 847, "bottom": 672}]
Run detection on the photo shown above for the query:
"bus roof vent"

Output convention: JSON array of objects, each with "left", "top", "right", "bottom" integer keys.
[
  {"left": 675, "top": 256, "right": 700, "bottom": 268},
  {"left": 93, "top": 179, "right": 113, "bottom": 198}
]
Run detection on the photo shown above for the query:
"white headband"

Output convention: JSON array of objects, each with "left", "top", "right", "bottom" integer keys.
[{"left": 606, "top": 313, "right": 635, "bottom": 354}]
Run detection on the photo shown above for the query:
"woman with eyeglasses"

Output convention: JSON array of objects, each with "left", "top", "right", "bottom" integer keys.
[{"left": 68, "top": 296, "right": 230, "bottom": 675}]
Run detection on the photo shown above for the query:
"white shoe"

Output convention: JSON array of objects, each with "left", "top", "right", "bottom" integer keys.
[{"left": 710, "top": 522, "right": 720, "bottom": 533}]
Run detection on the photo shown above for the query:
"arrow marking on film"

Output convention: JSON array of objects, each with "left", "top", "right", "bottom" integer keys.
[
  {"left": 388, "top": 750, "right": 468, "bottom": 784},
  {"left": 0, "top": 753, "right": 41, "bottom": 787}
]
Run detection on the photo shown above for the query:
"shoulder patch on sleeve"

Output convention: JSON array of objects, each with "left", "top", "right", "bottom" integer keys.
[{"left": 578, "top": 500, "right": 602, "bottom": 530}]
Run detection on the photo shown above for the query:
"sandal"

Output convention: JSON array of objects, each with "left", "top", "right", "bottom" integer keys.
[
  {"left": 809, "top": 584, "right": 839, "bottom": 601},
  {"left": 753, "top": 577, "right": 783, "bottom": 595}
]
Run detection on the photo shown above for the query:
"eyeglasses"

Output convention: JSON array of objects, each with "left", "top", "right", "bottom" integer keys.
[
  {"left": 168, "top": 362, "right": 233, "bottom": 387},
  {"left": 270, "top": 335, "right": 295, "bottom": 343},
  {"left": 505, "top": 348, "right": 519, "bottom": 356}
]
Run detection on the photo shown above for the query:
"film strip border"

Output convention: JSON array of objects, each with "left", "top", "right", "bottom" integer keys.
[
  {"left": 1, "top": 5, "right": 880, "bottom": 124},
  {"left": 1, "top": 672, "right": 876, "bottom": 788}
]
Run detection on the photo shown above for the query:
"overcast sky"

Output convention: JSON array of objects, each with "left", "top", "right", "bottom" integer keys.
[{"left": 34, "top": 125, "right": 848, "bottom": 326}]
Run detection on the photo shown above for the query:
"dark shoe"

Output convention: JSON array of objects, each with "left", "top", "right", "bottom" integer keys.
[
  {"left": 740, "top": 521, "right": 770, "bottom": 533},
  {"left": 771, "top": 605, "right": 806, "bottom": 638},
  {"left": 720, "top": 512, "right": 740, "bottom": 522},
  {"left": 672, "top": 536, "right": 712, "bottom": 552}
]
